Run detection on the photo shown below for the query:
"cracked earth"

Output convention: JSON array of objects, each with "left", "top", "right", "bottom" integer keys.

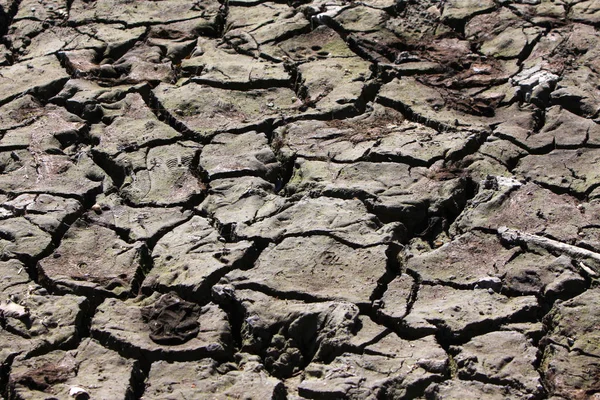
[{"left": 1, "top": 0, "right": 600, "bottom": 398}]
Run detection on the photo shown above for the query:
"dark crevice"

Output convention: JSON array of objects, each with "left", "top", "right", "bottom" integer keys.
[
  {"left": 212, "top": 286, "right": 245, "bottom": 352},
  {"left": 183, "top": 76, "right": 293, "bottom": 91},
  {"left": 231, "top": 281, "right": 349, "bottom": 305},
  {"left": 376, "top": 95, "right": 458, "bottom": 134},
  {"left": 90, "top": 149, "right": 127, "bottom": 188},
  {"left": 144, "top": 90, "right": 200, "bottom": 141},
  {"left": 0, "top": 352, "right": 19, "bottom": 399},
  {"left": 404, "top": 268, "right": 421, "bottom": 319},
  {"left": 127, "top": 246, "right": 153, "bottom": 299},
  {"left": 363, "top": 152, "right": 435, "bottom": 168},
  {"left": 369, "top": 243, "right": 403, "bottom": 302},
  {"left": 128, "top": 359, "right": 149, "bottom": 400}
]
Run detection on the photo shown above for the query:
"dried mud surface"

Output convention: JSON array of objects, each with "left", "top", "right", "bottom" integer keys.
[{"left": 1, "top": 0, "right": 600, "bottom": 399}]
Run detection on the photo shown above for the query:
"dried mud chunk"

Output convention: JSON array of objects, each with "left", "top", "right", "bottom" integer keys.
[
  {"left": 9, "top": 338, "right": 138, "bottom": 399},
  {"left": 425, "top": 379, "right": 528, "bottom": 400},
  {"left": 453, "top": 181, "right": 600, "bottom": 252},
  {"left": 0, "top": 259, "right": 30, "bottom": 295},
  {"left": 287, "top": 159, "right": 468, "bottom": 231},
  {"left": 493, "top": 105, "right": 592, "bottom": 152},
  {"left": 141, "top": 292, "right": 201, "bottom": 345},
  {"left": 0, "top": 95, "right": 47, "bottom": 131},
  {"left": 38, "top": 221, "right": 144, "bottom": 297},
  {"left": 200, "top": 131, "right": 280, "bottom": 181},
  {"left": 551, "top": 66, "right": 600, "bottom": 118},
  {"left": 274, "top": 118, "right": 376, "bottom": 162},
  {"left": 0, "top": 44, "right": 9, "bottom": 65},
  {"left": 541, "top": 289, "right": 600, "bottom": 398},
  {"left": 12, "top": 0, "right": 67, "bottom": 22},
  {"left": 213, "top": 287, "right": 360, "bottom": 377},
  {"left": 226, "top": 3, "right": 309, "bottom": 45},
  {"left": 183, "top": 38, "right": 289, "bottom": 87},
  {"left": 7, "top": 293, "right": 85, "bottom": 344},
  {"left": 0, "top": 291, "right": 86, "bottom": 376},
  {"left": 199, "top": 177, "right": 285, "bottom": 227},
  {"left": 502, "top": 252, "right": 586, "bottom": 299},
  {"left": 5, "top": 20, "right": 44, "bottom": 56},
  {"left": 110, "top": 43, "right": 174, "bottom": 83},
  {"left": 452, "top": 331, "right": 542, "bottom": 396},
  {"left": 0, "top": 104, "right": 85, "bottom": 153},
  {"left": 146, "top": 37, "right": 196, "bottom": 62},
  {"left": 263, "top": 25, "right": 355, "bottom": 61},
  {"left": 405, "top": 231, "right": 517, "bottom": 288},
  {"left": 346, "top": 28, "right": 405, "bottom": 64},
  {"left": 377, "top": 273, "right": 414, "bottom": 320},
  {"left": 346, "top": 315, "right": 389, "bottom": 350},
  {"left": 403, "top": 285, "right": 538, "bottom": 339},
  {"left": 273, "top": 104, "right": 406, "bottom": 163},
  {"left": 515, "top": 148, "right": 600, "bottom": 198},
  {"left": 299, "top": 335, "right": 446, "bottom": 399},
  {"left": 86, "top": 193, "right": 191, "bottom": 242},
  {"left": 541, "top": 106, "right": 600, "bottom": 147},
  {"left": 50, "top": 79, "right": 136, "bottom": 115},
  {"left": 542, "top": 345, "right": 600, "bottom": 400},
  {"left": 69, "top": 0, "right": 221, "bottom": 26},
  {"left": 522, "top": 26, "right": 571, "bottom": 72},
  {"left": 570, "top": 0, "right": 600, "bottom": 24},
  {"left": 276, "top": 104, "right": 473, "bottom": 166},
  {"left": 152, "top": 83, "right": 302, "bottom": 139},
  {"left": 287, "top": 159, "right": 416, "bottom": 198},
  {"left": 333, "top": 6, "right": 389, "bottom": 33},
  {"left": 91, "top": 93, "right": 182, "bottom": 158},
  {"left": 369, "top": 121, "right": 480, "bottom": 165},
  {"left": 72, "top": 23, "right": 146, "bottom": 58},
  {"left": 224, "top": 235, "right": 388, "bottom": 306},
  {"left": 2, "top": 193, "right": 82, "bottom": 234},
  {"left": 480, "top": 26, "right": 542, "bottom": 60},
  {"left": 234, "top": 197, "right": 398, "bottom": 247},
  {"left": 13, "top": 27, "right": 104, "bottom": 61},
  {"left": 543, "top": 289, "right": 600, "bottom": 358},
  {"left": 382, "top": 0, "right": 445, "bottom": 46},
  {"left": 148, "top": 17, "right": 222, "bottom": 41},
  {"left": 511, "top": 0, "right": 567, "bottom": 26},
  {"left": 0, "top": 217, "right": 52, "bottom": 260},
  {"left": 91, "top": 294, "right": 231, "bottom": 362},
  {"left": 0, "top": 149, "right": 104, "bottom": 200},
  {"left": 120, "top": 142, "right": 204, "bottom": 206},
  {"left": 143, "top": 216, "right": 253, "bottom": 300},
  {"left": 145, "top": 358, "right": 285, "bottom": 399},
  {"left": 441, "top": 0, "right": 496, "bottom": 23},
  {"left": 0, "top": 55, "right": 69, "bottom": 105},
  {"left": 377, "top": 78, "right": 491, "bottom": 130},
  {"left": 297, "top": 57, "right": 371, "bottom": 117},
  {"left": 226, "top": 3, "right": 290, "bottom": 31}
]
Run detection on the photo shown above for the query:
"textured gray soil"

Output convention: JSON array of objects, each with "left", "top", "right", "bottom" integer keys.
[{"left": 1, "top": 0, "right": 600, "bottom": 398}]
